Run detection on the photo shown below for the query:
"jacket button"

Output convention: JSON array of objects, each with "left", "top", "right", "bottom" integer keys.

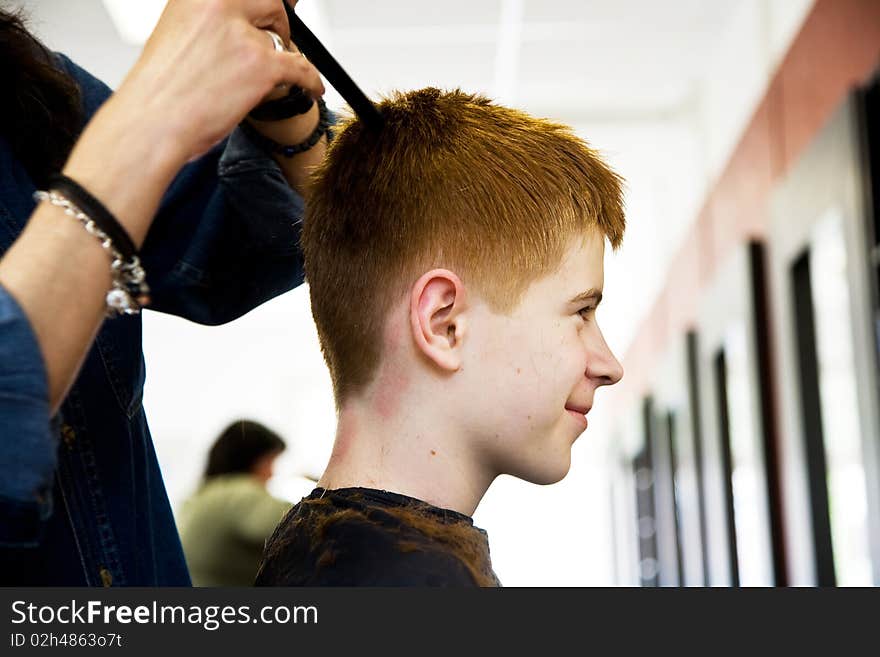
[
  {"left": 99, "top": 567, "right": 113, "bottom": 587},
  {"left": 60, "top": 424, "right": 76, "bottom": 449}
]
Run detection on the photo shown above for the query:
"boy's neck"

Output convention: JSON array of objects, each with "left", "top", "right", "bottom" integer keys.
[{"left": 317, "top": 401, "right": 495, "bottom": 517}]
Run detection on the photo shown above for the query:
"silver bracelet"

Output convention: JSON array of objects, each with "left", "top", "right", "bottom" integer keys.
[{"left": 34, "top": 189, "right": 150, "bottom": 316}]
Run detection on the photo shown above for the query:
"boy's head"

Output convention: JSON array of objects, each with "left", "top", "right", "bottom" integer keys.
[{"left": 303, "top": 88, "right": 624, "bottom": 485}]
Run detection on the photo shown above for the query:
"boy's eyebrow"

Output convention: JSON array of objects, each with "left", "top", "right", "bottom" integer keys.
[{"left": 568, "top": 289, "right": 603, "bottom": 305}]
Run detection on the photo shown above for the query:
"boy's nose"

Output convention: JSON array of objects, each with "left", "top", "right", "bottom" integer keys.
[
  {"left": 587, "top": 329, "right": 624, "bottom": 386},
  {"left": 603, "top": 352, "right": 624, "bottom": 386}
]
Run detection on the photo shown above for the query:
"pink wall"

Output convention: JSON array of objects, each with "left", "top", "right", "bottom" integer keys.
[{"left": 611, "top": 0, "right": 880, "bottom": 409}]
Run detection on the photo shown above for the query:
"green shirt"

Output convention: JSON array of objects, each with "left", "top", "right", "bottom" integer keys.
[{"left": 178, "top": 474, "right": 291, "bottom": 586}]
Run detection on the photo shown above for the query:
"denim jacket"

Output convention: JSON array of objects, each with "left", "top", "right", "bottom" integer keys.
[{"left": 0, "top": 55, "right": 308, "bottom": 585}]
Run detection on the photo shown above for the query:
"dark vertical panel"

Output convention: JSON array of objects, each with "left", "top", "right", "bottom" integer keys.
[
  {"left": 858, "top": 72, "right": 880, "bottom": 255},
  {"left": 686, "top": 331, "right": 711, "bottom": 586},
  {"left": 634, "top": 398, "right": 659, "bottom": 587},
  {"left": 667, "top": 411, "right": 685, "bottom": 585},
  {"left": 633, "top": 451, "right": 657, "bottom": 587},
  {"left": 749, "top": 241, "right": 789, "bottom": 586},
  {"left": 609, "top": 469, "right": 622, "bottom": 586},
  {"left": 714, "top": 349, "right": 740, "bottom": 587},
  {"left": 650, "top": 403, "right": 681, "bottom": 587},
  {"left": 864, "top": 74, "right": 880, "bottom": 363},
  {"left": 791, "top": 251, "right": 837, "bottom": 586},
  {"left": 856, "top": 67, "right": 880, "bottom": 587}
]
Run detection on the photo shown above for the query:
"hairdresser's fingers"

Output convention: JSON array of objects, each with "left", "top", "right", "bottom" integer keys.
[
  {"left": 252, "top": 4, "right": 291, "bottom": 46},
  {"left": 244, "top": 0, "right": 303, "bottom": 46},
  {"left": 238, "top": 0, "right": 289, "bottom": 23},
  {"left": 107, "top": 0, "right": 321, "bottom": 162},
  {"left": 272, "top": 49, "right": 325, "bottom": 99}
]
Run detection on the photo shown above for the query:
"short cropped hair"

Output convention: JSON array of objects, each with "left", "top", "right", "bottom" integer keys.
[{"left": 302, "top": 88, "right": 625, "bottom": 403}]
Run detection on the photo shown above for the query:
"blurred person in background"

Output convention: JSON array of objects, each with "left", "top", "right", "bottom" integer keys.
[{"left": 178, "top": 420, "right": 292, "bottom": 586}]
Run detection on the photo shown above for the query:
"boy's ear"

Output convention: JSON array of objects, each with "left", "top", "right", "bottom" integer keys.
[{"left": 410, "top": 269, "right": 467, "bottom": 372}]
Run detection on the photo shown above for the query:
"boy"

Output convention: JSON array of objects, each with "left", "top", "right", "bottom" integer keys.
[{"left": 256, "top": 88, "right": 625, "bottom": 586}]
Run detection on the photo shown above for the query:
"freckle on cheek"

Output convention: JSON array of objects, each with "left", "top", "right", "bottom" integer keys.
[
  {"left": 430, "top": 450, "right": 437, "bottom": 456},
  {"left": 516, "top": 368, "right": 521, "bottom": 374}
]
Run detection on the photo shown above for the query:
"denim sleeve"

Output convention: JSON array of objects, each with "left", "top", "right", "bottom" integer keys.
[
  {"left": 0, "top": 284, "right": 56, "bottom": 546},
  {"left": 57, "top": 52, "right": 308, "bottom": 326},
  {"left": 138, "top": 126, "right": 308, "bottom": 326}
]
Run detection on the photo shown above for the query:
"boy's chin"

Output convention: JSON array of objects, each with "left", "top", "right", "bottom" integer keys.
[{"left": 516, "top": 455, "right": 572, "bottom": 486}]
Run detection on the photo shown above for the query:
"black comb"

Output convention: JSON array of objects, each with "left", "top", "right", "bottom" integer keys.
[{"left": 284, "top": 2, "right": 384, "bottom": 131}]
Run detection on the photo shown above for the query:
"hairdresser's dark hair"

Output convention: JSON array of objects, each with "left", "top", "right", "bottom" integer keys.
[
  {"left": 0, "top": 8, "right": 82, "bottom": 185},
  {"left": 203, "top": 420, "right": 286, "bottom": 479}
]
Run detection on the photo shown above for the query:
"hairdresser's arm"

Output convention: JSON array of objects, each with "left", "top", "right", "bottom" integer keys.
[
  {"left": 105, "top": 44, "right": 329, "bottom": 324},
  {"left": 246, "top": 96, "right": 328, "bottom": 193},
  {"left": 0, "top": 114, "right": 182, "bottom": 413},
  {"left": 237, "top": 2, "right": 328, "bottom": 193},
  {"left": 133, "top": 100, "right": 333, "bottom": 326},
  {"left": 47, "top": 55, "right": 320, "bottom": 326},
  {"left": 137, "top": 107, "right": 334, "bottom": 325},
  {"left": 140, "top": 134, "right": 310, "bottom": 325},
  {"left": 0, "top": 0, "right": 323, "bottom": 412}
]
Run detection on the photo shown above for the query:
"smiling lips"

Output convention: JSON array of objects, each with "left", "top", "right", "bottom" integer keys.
[{"left": 565, "top": 404, "right": 590, "bottom": 428}]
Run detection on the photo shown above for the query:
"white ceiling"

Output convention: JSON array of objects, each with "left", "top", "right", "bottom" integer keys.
[
  {"left": 318, "top": 0, "right": 741, "bottom": 120},
  {"left": 17, "top": 0, "right": 791, "bottom": 121}
]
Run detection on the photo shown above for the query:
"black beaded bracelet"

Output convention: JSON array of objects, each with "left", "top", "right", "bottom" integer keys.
[
  {"left": 239, "top": 98, "right": 330, "bottom": 157},
  {"left": 47, "top": 173, "right": 137, "bottom": 261}
]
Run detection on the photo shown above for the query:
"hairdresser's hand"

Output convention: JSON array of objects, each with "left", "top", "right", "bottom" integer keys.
[
  {"left": 128, "top": 0, "right": 323, "bottom": 159},
  {"left": 0, "top": 0, "right": 323, "bottom": 411},
  {"left": 107, "top": 0, "right": 322, "bottom": 159},
  {"left": 245, "top": 1, "right": 330, "bottom": 194},
  {"left": 62, "top": 0, "right": 324, "bottom": 246}
]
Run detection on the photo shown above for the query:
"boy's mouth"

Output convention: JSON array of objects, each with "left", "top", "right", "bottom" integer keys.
[
  {"left": 565, "top": 403, "right": 590, "bottom": 415},
  {"left": 565, "top": 404, "right": 590, "bottom": 428}
]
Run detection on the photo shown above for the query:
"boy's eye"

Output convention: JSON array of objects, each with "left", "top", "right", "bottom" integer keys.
[{"left": 578, "top": 306, "right": 595, "bottom": 320}]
